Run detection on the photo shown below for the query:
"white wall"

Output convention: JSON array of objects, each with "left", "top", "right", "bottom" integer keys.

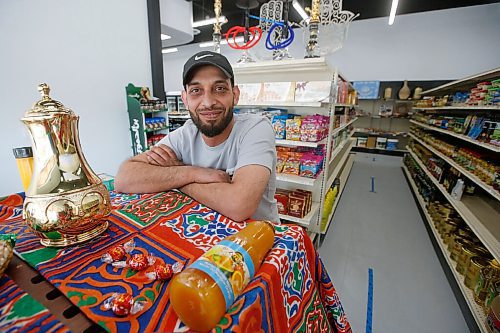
[
  {"left": 163, "top": 3, "right": 500, "bottom": 91},
  {"left": 0, "top": 0, "right": 151, "bottom": 196}
]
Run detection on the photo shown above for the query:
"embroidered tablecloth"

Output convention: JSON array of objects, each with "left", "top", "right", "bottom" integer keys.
[{"left": 0, "top": 191, "right": 351, "bottom": 333}]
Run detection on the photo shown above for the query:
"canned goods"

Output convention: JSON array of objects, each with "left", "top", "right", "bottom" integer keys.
[
  {"left": 475, "top": 267, "right": 499, "bottom": 307},
  {"left": 441, "top": 220, "right": 459, "bottom": 239},
  {"left": 457, "top": 244, "right": 489, "bottom": 275},
  {"left": 450, "top": 238, "right": 472, "bottom": 262},
  {"left": 485, "top": 294, "right": 499, "bottom": 333},
  {"left": 465, "top": 257, "right": 491, "bottom": 289},
  {"left": 485, "top": 280, "right": 500, "bottom": 314}
]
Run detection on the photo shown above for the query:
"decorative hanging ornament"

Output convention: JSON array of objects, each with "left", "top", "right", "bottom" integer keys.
[
  {"left": 304, "top": 0, "right": 359, "bottom": 58},
  {"left": 213, "top": 0, "right": 223, "bottom": 53}
]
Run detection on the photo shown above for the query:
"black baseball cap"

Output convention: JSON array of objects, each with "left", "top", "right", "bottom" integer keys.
[{"left": 182, "top": 51, "right": 234, "bottom": 87}]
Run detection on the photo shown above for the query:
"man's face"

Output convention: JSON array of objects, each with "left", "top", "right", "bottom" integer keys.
[{"left": 182, "top": 66, "right": 239, "bottom": 138}]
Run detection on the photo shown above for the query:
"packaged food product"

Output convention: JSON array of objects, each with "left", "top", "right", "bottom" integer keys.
[{"left": 103, "top": 293, "right": 145, "bottom": 316}]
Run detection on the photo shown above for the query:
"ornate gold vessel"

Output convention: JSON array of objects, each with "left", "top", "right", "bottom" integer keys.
[{"left": 21, "top": 83, "right": 110, "bottom": 247}]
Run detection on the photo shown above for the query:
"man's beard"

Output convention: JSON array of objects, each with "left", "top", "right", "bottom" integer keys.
[{"left": 190, "top": 106, "right": 234, "bottom": 138}]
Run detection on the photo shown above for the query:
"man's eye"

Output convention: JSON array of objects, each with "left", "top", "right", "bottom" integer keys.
[
  {"left": 189, "top": 88, "right": 200, "bottom": 94},
  {"left": 215, "top": 86, "right": 227, "bottom": 92}
]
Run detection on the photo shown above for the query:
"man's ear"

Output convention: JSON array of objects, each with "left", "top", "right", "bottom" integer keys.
[
  {"left": 181, "top": 90, "right": 188, "bottom": 109},
  {"left": 232, "top": 85, "right": 240, "bottom": 105}
]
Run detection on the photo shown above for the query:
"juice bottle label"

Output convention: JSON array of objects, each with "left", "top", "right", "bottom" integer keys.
[{"left": 190, "top": 240, "right": 255, "bottom": 310}]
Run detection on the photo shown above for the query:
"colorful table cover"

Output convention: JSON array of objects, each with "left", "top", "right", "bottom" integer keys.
[
  {"left": 0, "top": 191, "right": 351, "bottom": 333},
  {"left": 0, "top": 274, "right": 68, "bottom": 333}
]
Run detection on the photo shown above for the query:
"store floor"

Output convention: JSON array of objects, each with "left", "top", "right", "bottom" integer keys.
[{"left": 319, "top": 152, "right": 470, "bottom": 333}]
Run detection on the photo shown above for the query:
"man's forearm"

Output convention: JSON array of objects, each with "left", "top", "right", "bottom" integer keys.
[
  {"left": 115, "top": 160, "right": 197, "bottom": 193},
  {"left": 180, "top": 182, "right": 256, "bottom": 222}
]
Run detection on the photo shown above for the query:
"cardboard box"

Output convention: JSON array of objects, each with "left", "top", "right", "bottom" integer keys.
[{"left": 367, "top": 136, "right": 377, "bottom": 148}]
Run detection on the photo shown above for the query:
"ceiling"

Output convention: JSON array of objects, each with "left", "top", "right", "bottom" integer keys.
[{"left": 187, "top": 0, "right": 498, "bottom": 44}]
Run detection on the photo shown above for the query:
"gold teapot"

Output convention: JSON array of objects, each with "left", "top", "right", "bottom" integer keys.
[{"left": 21, "top": 83, "right": 110, "bottom": 247}]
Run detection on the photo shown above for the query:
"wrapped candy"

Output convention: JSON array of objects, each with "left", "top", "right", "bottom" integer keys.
[
  {"left": 113, "top": 253, "right": 156, "bottom": 271},
  {"left": 103, "top": 293, "right": 145, "bottom": 316},
  {"left": 101, "top": 240, "right": 135, "bottom": 263},
  {"left": 146, "top": 262, "right": 184, "bottom": 281},
  {"left": 0, "top": 234, "right": 16, "bottom": 275}
]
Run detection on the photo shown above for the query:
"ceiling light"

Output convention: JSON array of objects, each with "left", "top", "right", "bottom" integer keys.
[
  {"left": 161, "top": 34, "right": 171, "bottom": 40},
  {"left": 192, "top": 16, "right": 228, "bottom": 28},
  {"left": 162, "top": 47, "right": 178, "bottom": 54},
  {"left": 388, "top": 0, "right": 399, "bottom": 25},
  {"left": 293, "top": 1, "right": 309, "bottom": 21},
  {"left": 199, "top": 36, "right": 245, "bottom": 48}
]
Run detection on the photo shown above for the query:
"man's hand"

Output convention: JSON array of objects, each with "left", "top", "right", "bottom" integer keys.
[{"left": 146, "top": 144, "right": 183, "bottom": 167}]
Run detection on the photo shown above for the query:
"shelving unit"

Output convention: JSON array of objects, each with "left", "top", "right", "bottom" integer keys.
[
  {"left": 233, "top": 58, "right": 357, "bottom": 240},
  {"left": 126, "top": 83, "right": 169, "bottom": 155},
  {"left": 322, "top": 151, "right": 355, "bottom": 235},
  {"left": 409, "top": 133, "right": 500, "bottom": 201},
  {"left": 402, "top": 165, "right": 488, "bottom": 333},
  {"left": 279, "top": 202, "right": 320, "bottom": 228},
  {"left": 421, "top": 67, "right": 499, "bottom": 95},
  {"left": 406, "top": 147, "right": 500, "bottom": 261},
  {"left": 410, "top": 120, "right": 500, "bottom": 153},
  {"left": 413, "top": 106, "right": 500, "bottom": 111}
]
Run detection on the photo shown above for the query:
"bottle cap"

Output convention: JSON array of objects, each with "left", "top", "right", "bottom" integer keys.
[{"left": 13, "top": 147, "right": 33, "bottom": 158}]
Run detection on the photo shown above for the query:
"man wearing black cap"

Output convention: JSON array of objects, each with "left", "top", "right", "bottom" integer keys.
[{"left": 115, "top": 51, "right": 279, "bottom": 223}]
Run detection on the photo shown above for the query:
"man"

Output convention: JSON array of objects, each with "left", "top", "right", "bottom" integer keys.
[{"left": 115, "top": 51, "right": 279, "bottom": 222}]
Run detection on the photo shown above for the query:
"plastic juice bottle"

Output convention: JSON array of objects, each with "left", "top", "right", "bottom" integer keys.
[
  {"left": 169, "top": 220, "right": 275, "bottom": 333},
  {"left": 13, "top": 147, "right": 34, "bottom": 192}
]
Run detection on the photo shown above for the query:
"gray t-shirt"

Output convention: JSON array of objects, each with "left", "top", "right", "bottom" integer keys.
[{"left": 158, "top": 113, "right": 279, "bottom": 222}]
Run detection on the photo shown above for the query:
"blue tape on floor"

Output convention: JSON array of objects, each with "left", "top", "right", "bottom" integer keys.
[
  {"left": 366, "top": 268, "right": 374, "bottom": 333},
  {"left": 370, "top": 176, "right": 376, "bottom": 193}
]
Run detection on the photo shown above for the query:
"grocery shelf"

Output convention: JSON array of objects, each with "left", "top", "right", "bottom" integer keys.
[
  {"left": 409, "top": 133, "right": 500, "bottom": 201},
  {"left": 276, "top": 170, "right": 323, "bottom": 187},
  {"left": 329, "top": 137, "right": 351, "bottom": 164},
  {"left": 421, "top": 67, "right": 500, "bottom": 95},
  {"left": 321, "top": 154, "right": 355, "bottom": 234},
  {"left": 238, "top": 101, "right": 328, "bottom": 108},
  {"left": 279, "top": 202, "right": 320, "bottom": 228},
  {"left": 354, "top": 146, "right": 407, "bottom": 152},
  {"left": 413, "top": 106, "right": 500, "bottom": 111},
  {"left": 275, "top": 138, "right": 327, "bottom": 148},
  {"left": 406, "top": 147, "right": 500, "bottom": 261},
  {"left": 143, "top": 109, "right": 168, "bottom": 114},
  {"left": 145, "top": 126, "right": 168, "bottom": 133},
  {"left": 402, "top": 166, "right": 488, "bottom": 333},
  {"left": 331, "top": 117, "right": 358, "bottom": 136},
  {"left": 327, "top": 139, "right": 355, "bottom": 190},
  {"left": 410, "top": 120, "right": 500, "bottom": 153}
]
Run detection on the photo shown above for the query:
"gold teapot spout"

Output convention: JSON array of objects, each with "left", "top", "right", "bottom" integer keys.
[{"left": 21, "top": 84, "right": 110, "bottom": 247}]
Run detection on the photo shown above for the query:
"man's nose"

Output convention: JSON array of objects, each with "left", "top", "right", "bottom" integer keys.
[{"left": 200, "top": 91, "right": 216, "bottom": 108}]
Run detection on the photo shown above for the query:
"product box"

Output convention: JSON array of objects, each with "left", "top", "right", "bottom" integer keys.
[
  {"left": 376, "top": 137, "right": 387, "bottom": 149},
  {"left": 238, "top": 83, "right": 262, "bottom": 104},
  {"left": 357, "top": 137, "right": 368, "bottom": 147},
  {"left": 258, "top": 82, "right": 295, "bottom": 102},
  {"left": 294, "top": 81, "right": 332, "bottom": 103},
  {"left": 366, "top": 136, "right": 377, "bottom": 148}
]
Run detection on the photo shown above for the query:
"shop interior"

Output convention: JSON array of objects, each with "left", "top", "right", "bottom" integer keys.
[{"left": 1, "top": 1, "right": 499, "bottom": 332}]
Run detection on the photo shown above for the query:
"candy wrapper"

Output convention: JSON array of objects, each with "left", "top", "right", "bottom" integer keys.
[
  {"left": 0, "top": 234, "right": 16, "bottom": 275},
  {"left": 113, "top": 253, "right": 156, "bottom": 271},
  {"left": 101, "top": 239, "right": 135, "bottom": 263},
  {"left": 146, "top": 262, "right": 184, "bottom": 281},
  {"left": 103, "top": 293, "right": 145, "bottom": 316}
]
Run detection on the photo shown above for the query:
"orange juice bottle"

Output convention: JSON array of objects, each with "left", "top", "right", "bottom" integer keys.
[
  {"left": 13, "top": 147, "right": 34, "bottom": 192},
  {"left": 169, "top": 220, "right": 275, "bottom": 332}
]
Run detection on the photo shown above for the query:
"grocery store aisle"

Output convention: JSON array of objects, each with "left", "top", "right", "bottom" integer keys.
[{"left": 319, "top": 152, "right": 469, "bottom": 333}]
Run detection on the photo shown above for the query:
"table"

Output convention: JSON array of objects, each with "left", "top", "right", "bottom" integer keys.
[{"left": 0, "top": 190, "right": 352, "bottom": 333}]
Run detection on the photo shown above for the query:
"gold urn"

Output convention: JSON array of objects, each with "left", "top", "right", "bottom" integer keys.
[{"left": 21, "top": 83, "right": 110, "bottom": 247}]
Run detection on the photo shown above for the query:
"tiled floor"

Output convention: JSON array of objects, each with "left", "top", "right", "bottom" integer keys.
[{"left": 319, "top": 152, "right": 470, "bottom": 333}]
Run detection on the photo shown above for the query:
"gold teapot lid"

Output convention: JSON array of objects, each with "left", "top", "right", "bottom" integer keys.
[{"left": 24, "top": 83, "right": 74, "bottom": 118}]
